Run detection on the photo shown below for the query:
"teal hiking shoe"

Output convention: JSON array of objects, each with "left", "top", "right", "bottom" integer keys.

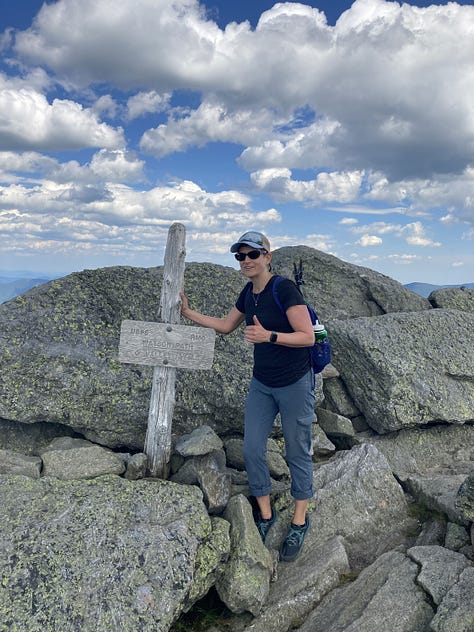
[
  {"left": 280, "top": 515, "right": 311, "bottom": 562},
  {"left": 255, "top": 507, "right": 278, "bottom": 543}
]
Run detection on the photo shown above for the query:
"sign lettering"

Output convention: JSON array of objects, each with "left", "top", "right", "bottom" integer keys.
[{"left": 118, "top": 319, "right": 215, "bottom": 369}]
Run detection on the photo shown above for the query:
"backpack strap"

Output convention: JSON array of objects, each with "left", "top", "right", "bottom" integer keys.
[
  {"left": 274, "top": 275, "right": 319, "bottom": 325},
  {"left": 272, "top": 276, "right": 285, "bottom": 317}
]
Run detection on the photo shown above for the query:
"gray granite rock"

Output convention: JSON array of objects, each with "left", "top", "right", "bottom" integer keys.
[
  {"left": 316, "top": 408, "right": 355, "bottom": 438},
  {"left": 456, "top": 469, "right": 474, "bottom": 522},
  {"left": 415, "top": 518, "right": 447, "bottom": 547},
  {"left": 271, "top": 245, "right": 430, "bottom": 322},
  {"left": 430, "top": 567, "right": 474, "bottom": 632},
  {"left": 0, "top": 249, "right": 430, "bottom": 449},
  {"left": 41, "top": 444, "right": 126, "bottom": 480},
  {"left": 322, "top": 377, "right": 361, "bottom": 418},
  {"left": 404, "top": 474, "right": 468, "bottom": 525},
  {"left": 357, "top": 425, "right": 474, "bottom": 480},
  {"left": 0, "top": 474, "right": 218, "bottom": 631},
  {"left": 0, "top": 448, "right": 42, "bottom": 478},
  {"left": 270, "top": 444, "right": 416, "bottom": 571},
  {"left": 124, "top": 452, "right": 148, "bottom": 480},
  {"left": 296, "top": 550, "right": 434, "bottom": 632},
  {"left": 242, "top": 537, "right": 350, "bottom": 632},
  {"left": 329, "top": 310, "right": 474, "bottom": 433},
  {"left": 407, "top": 545, "right": 472, "bottom": 605},
  {"left": 429, "top": 286, "right": 474, "bottom": 312},
  {"left": 312, "top": 423, "right": 336, "bottom": 456},
  {"left": 216, "top": 494, "right": 273, "bottom": 615},
  {"left": 175, "top": 425, "right": 223, "bottom": 456},
  {"left": 444, "top": 522, "right": 471, "bottom": 552},
  {"left": 194, "top": 449, "right": 232, "bottom": 515}
]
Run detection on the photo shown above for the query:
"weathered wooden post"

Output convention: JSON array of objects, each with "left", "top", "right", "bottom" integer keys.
[
  {"left": 118, "top": 223, "right": 215, "bottom": 478},
  {"left": 144, "top": 222, "right": 185, "bottom": 477}
]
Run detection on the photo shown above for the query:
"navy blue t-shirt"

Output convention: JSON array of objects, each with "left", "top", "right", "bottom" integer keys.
[{"left": 235, "top": 276, "right": 311, "bottom": 387}]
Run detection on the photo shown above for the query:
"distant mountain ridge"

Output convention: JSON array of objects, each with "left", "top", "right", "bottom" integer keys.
[
  {"left": 0, "top": 277, "right": 52, "bottom": 303},
  {"left": 404, "top": 282, "right": 474, "bottom": 298}
]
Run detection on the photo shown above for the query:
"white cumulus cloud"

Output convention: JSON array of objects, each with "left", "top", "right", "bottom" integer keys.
[
  {"left": 357, "top": 234, "right": 383, "bottom": 247},
  {"left": 0, "top": 78, "right": 124, "bottom": 151}
]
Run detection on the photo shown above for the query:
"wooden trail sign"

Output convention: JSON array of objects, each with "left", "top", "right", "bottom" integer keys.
[
  {"left": 119, "top": 320, "right": 215, "bottom": 369},
  {"left": 118, "top": 223, "right": 215, "bottom": 478}
]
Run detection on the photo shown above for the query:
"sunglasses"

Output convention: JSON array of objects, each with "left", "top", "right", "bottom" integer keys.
[{"left": 234, "top": 250, "right": 267, "bottom": 261}]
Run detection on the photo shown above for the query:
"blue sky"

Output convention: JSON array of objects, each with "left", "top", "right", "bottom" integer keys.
[{"left": 0, "top": 0, "right": 473, "bottom": 284}]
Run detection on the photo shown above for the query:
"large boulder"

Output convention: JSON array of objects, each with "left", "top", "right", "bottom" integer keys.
[
  {"left": 0, "top": 474, "right": 227, "bottom": 631},
  {"left": 428, "top": 286, "right": 474, "bottom": 312},
  {"left": 296, "top": 550, "right": 434, "bottom": 632},
  {"left": 0, "top": 249, "right": 429, "bottom": 450},
  {"left": 356, "top": 425, "right": 474, "bottom": 480},
  {"left": 0, "top": 264, "right": 251, "bottom": 448},
  {"left": 216, "top": 494, "right": 273, "bottom": 615},
  {"left": 329, "top": 309, "right": 474, "bottom": 433},
  {"left": 243, "top": 536, "right": 350, "bottom": 632},
  {"left": 407, "top": 545, "right": 472, "bottom": 606},
  {"left": 266, "top": 444, "right": 416, "bottom": 571},
  {"left": 430, "top": 567, "right": 474, "bottom": 632},
  {"left": 271, "top": 245, "right": 430, "bottom": 322}
]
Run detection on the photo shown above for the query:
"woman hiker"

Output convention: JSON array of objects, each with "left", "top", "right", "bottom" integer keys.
[{"left": 180, "top": 231, "right": 315, "bottom": 562}]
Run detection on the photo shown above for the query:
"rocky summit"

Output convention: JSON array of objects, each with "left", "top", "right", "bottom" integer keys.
[{"left": 0, "top": 244, "right": 473, "bottom": 632}]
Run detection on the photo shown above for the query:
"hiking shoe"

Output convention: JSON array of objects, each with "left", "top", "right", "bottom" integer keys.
[
  {"left": 280, "top": 516, "right": 311, "bottom": 562},
  {"left": 255, "top": 507, "right": 278, "bottom": 543}
]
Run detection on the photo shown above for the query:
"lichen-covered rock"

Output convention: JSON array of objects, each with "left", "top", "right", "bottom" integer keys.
[
  {"left": 357, "top": 425, "right": 474, "bottom": 480},
  {"left": 0, "top": 264, "right": 252, "bottom": 448},
  {"left": 407, "top": 545, "right": 472, "bottom": 605},
  {"left": 174, "top": 425, "right": 223, "bottom": 456},
  {"left": 41, "top": 444, "right": 126, "bottom": 480},
  {"left": 429, "top": 286, "right": 474, "bottom": 312},
  {"left": 315, "top": 408, "right": 355, "bottom": 438},
  {"left": 312, "top": 423, "right": 336, "bottom": 456},
  {"left": 216, "top": 494, "right": 273, "bottom": 615},
  {"left": 271, "top": 246, "right": 430, "bottom": 322},
  {"left": 124, "top": 452, "right": 148, "bottom": 480},
  {"left": 243, "top": 536, "right": 350, "bottom": 632},
  {"left": 0, "top": 448, "right": 42, "bottom": 478},
  {"left": 430, "top": 567, "right": 474, "bottom": 632},
  {"left": 456, "top": 470, "right": 474, "bottom": 523},
  {"left": 185, "top": 516, "right": 230, "bottom": 608},
  {"left": 329, "top": 310, "right": 474, "bottom": 433},
  {"left": 309, "top": 444, "right": 415, "bottom": 570},
  {"left": 444, "top": 522, "right": 471, "bottom": 552},
  {"left": 296, "top": 550, "right": 434, "bottom": 632},
  {"left": 0, "top": 474, "right": 216, "bottom": 631},
  {"left": 0, "top": 248, "right": 430, "bottom": 450},
  {"left": 0, "top": 417, "right": 77, "bottom": 455}
]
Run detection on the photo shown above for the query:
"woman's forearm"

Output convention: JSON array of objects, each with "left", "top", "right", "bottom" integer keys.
[
  {"left": 181, "top": 293, "right": 245, "bottom": 334},
  {"left": 182, "top": 307, "right": 235, "bottom": 334}
]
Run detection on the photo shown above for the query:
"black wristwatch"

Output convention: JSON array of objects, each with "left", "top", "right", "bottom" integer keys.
[{"left": 269, "top": 332, "right": 278, "bottom": 344}]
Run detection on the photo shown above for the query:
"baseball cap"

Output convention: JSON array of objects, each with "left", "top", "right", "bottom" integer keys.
[{"left": 230, "top": 231, "right": 271, "bottom": 253}]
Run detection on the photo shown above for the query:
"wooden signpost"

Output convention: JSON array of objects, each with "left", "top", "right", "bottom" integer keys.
[{"left": 118, "top": 223, "right": 216, "bottom": 478}]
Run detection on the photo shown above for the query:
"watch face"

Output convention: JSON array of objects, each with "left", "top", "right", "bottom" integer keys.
[{"left": 270, "top": 332, "right": 278, "bottom": 343}]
